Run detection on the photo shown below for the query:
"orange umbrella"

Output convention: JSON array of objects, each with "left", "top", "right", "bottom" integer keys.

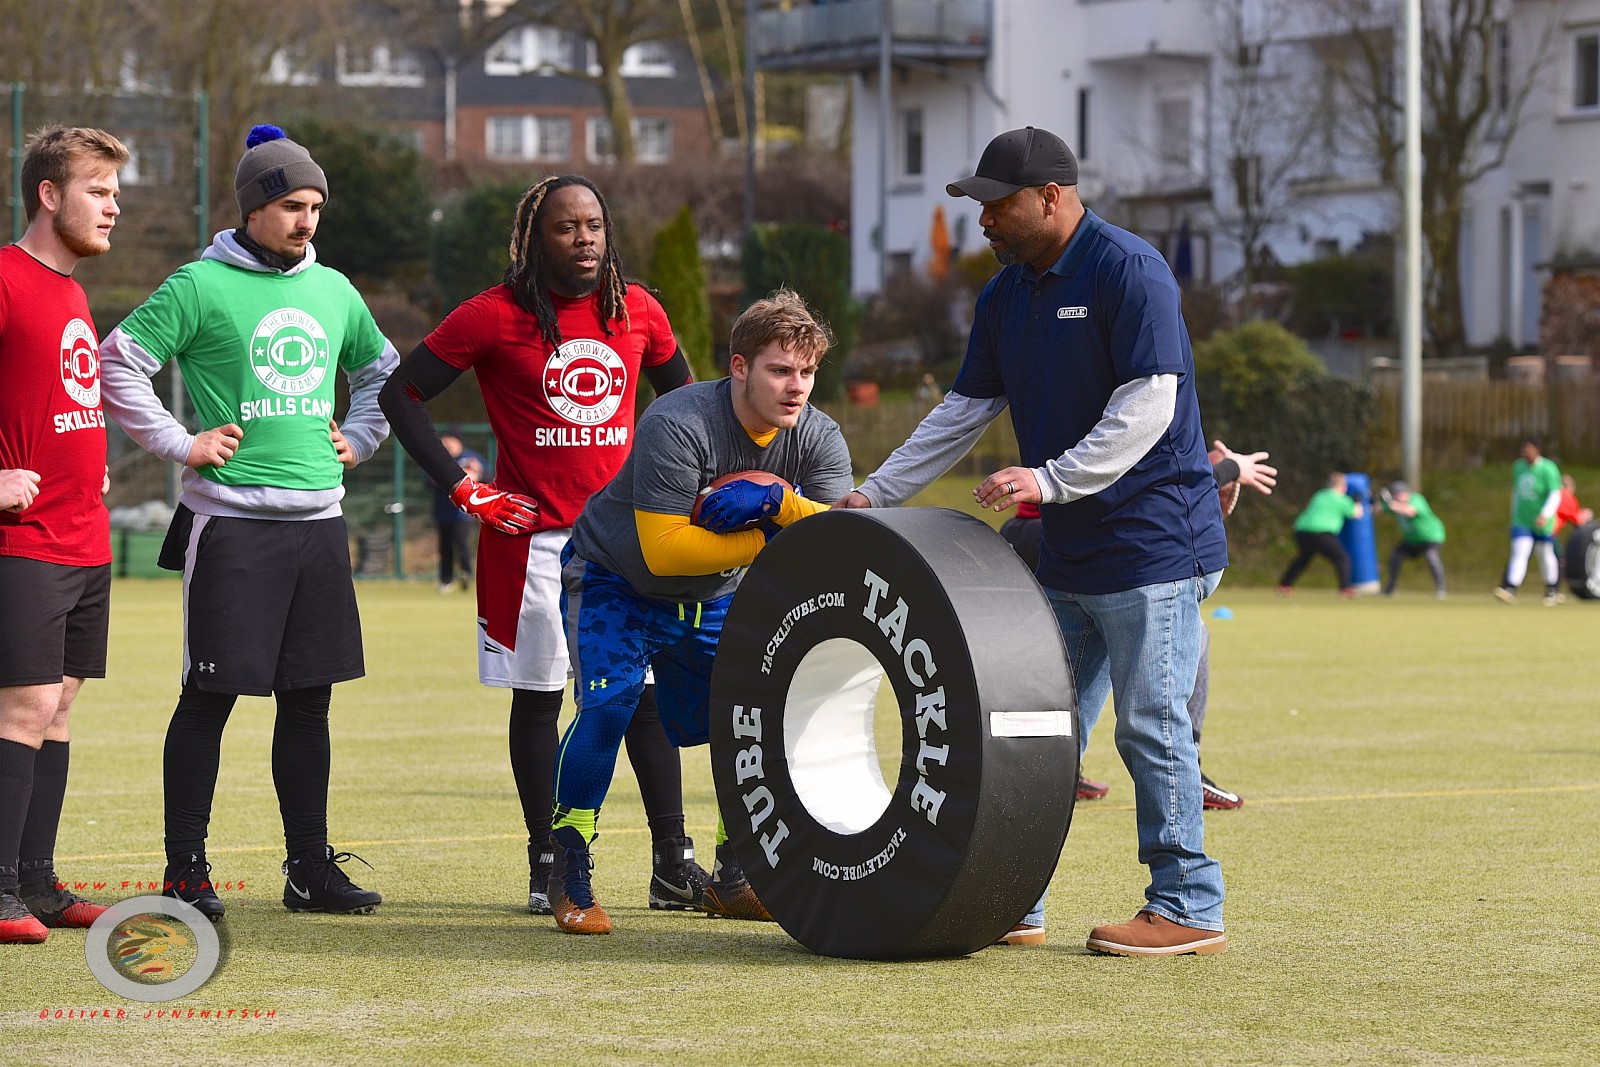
[{"left": 929, "top": 204, "right": 951, "bottom": 281}]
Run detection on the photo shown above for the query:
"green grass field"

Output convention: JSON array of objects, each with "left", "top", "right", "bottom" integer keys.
[{"left": 3, "top": 568, "right": 1599, "bottom": 1065}]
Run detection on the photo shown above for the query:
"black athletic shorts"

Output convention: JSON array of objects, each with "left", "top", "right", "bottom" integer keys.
[
  {"left": 160, "top": 506, "right": 364, "bottom": 696},
  {"left": 0, "top": 556, "right": 111, "bottom": 686}
]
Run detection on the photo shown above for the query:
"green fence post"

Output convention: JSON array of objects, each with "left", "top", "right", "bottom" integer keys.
[
  {"left": 391, "top": 444, "right": 406, "bottom": 579},
  {"left": 10, "top": 83, "right": 24, "bottom": 242}
]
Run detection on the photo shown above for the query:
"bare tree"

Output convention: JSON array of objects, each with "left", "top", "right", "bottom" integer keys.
[
  {"left": 1314, "top": 0, "right": 1559, "bottom": 356},
  {"left": 1208, "top": 0, "right": 1327, "bottom": 318}
]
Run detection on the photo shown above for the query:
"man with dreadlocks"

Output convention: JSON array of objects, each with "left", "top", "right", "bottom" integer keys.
[{"left": 380, "top": 175, "right": 705, "bottom": 917}]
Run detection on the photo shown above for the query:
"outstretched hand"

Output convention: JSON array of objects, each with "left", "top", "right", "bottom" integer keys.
[
  {"left": 1209, "top": 440, "right": 1276, "bottom": 496},
  {"left": 974, "top": 467, "right": 1039, "bottom": 512}
]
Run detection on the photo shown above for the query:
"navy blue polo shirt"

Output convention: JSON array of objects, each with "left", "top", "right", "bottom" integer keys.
[{"left": 952, "top": 209, "right": 1226, "bottom": 594}]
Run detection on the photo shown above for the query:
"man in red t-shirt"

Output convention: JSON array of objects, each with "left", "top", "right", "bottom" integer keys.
[
  {"left": 0, "top": 126, "right": 129, "bottom": 944},
  {"left": 380, "top": 176, "right": 702, "bottom": 915}
]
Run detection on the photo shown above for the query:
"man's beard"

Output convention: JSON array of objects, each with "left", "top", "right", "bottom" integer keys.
[
  {"left": 992, "top": 248, "right": 1018, "bottom": 266},
  {"left": 546, "top": 256, "right": 602, "bottom": 298},
  {"left": 54, "top": 213, "right": 108, "bottom": 258}
]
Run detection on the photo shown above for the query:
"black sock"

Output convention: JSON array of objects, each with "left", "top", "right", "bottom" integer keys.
[
  {"left": 272, "top": 685, "right": 332, "bottom": 856},
  {"left": 0, "top": 739, "right": 37, "bottom": 893},
  {"left": 509, "top": 688, "right": 563, "bottom": 852},
  {"left": 626, "top": 686, "right": 686, "bottom": 846},
  {"left": 18, "top": 740, "right": 69, "bottom": 888},
  {"left": 163, "top": 683, "right": 236, "bottom": 859}
]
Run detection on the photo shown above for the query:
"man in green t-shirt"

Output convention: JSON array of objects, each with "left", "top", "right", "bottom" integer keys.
[
  {"left": 99, "top": 125, "right": 396, "bottom": 921},
  {"left": 1496, "top": 437, "right": 1564, "bottom": 606},
  {"left": 1378, "top": 481, "right": 1446, "bottom": 598},
  {"left": 1278, "top": 471, "right": 1363, "bottom": 596}
]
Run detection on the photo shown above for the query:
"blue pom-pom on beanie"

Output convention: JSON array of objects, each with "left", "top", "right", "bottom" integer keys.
[{"left": 246, "top": 124, "right": 287, "bottom": 149}]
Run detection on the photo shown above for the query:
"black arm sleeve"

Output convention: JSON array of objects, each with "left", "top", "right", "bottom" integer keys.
[
  {"left": 377, "top": 342, "right": 473, "bottom": 492},
  {"left": 644, "top": 348, "right": 693, "bottom": 395},
  {"left": 1211, "top": 457, "right": 1240, "bottom": 490}
]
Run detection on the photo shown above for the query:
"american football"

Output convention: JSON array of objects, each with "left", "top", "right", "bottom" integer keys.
[{"left": 690, "top": 470, "right": 793, "bottom": 528}]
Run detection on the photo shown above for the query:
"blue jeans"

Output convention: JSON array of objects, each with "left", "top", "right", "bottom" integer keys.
[{"left": 1023, "top": 572, "right": 1225, "bottom": 931}]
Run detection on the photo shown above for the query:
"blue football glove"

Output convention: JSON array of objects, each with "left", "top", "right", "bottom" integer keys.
[{"left": 700, "top": 479, "right": 784, "bottom": 533}]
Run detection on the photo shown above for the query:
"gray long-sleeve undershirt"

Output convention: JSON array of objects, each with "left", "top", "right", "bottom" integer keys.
[{"left": 855, "top": 374, "right": 1177, "bottom": 507}]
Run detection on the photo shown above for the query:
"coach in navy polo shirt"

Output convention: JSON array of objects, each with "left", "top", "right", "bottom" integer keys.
[{"left": 839, "top": 126, "right": 1228, "bottom": 957}]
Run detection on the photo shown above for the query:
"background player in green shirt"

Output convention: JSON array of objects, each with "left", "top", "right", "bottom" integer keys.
[
  {"left": 1496, "top": 437, "right": 1565, "bottom": 606},
  {"left": 1278, "top": 471, "right": 1363, "bottom": 596},
  {"left": 1378, "top": 481, "right": 1446, "bottom": 598},
  {"left": 100, "top": 125, "right": 396, "bottom": 920}
]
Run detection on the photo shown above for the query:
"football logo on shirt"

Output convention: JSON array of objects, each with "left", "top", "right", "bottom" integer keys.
[
  {"left": 250, "top": 309, "right": 331, "bottom": 396},
  {"left": 544, "top": 338, "right": 626, "bottom": 426},
  {"left": 59, "top": 318, "right": 100, "bottom": 407}
]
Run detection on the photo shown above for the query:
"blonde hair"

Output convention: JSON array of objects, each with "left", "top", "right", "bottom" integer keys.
[
  {"left": 730, "top": 288, "right": 833, "bottom": 368},
  {"left": 21, "top": 126, "right": 129, "bottom": 220}
]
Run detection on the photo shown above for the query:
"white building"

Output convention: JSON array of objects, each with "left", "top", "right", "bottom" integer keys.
[{"left": 756, "top": 0, "right": 1600, "bottom": 350}]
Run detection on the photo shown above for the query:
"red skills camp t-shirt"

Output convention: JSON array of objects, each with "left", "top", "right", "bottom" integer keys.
[
  {"left": 0, "top": 244, "right": 111, "bottom": 566},
  {"left": 424, "top": 283, "right": 676, "bottom": 532}
]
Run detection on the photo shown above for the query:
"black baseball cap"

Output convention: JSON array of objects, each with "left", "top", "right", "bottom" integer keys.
[{"left": 946, "top": 127, "right": 1078, "bottom": 201}]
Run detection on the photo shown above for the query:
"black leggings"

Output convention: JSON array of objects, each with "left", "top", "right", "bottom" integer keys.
[
  {"left": 1280, "top": 531, "right": 1352, "bottom": 589},
  {"left": 164, "top": 682, "right": 333, "bottom": 857}
]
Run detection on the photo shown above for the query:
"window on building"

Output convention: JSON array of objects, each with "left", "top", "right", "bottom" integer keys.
[
  {"left": 338, "top": 42, "right": 424, "bottom": 87},
  {"left": 634, "top": 117, "right": 672, "bottom": 163},
  {"left": 619, "top": 40, "right": 675, "bottom": 77},
  {"left": 1157, "top": 97, "right": 1192, "bottom": 170},
  {"left": 487, "top": 115, "right": 573, "bottom": 162},
  {"left": 121, "top": 138, "right": 176, "bottom": 187},
  {"left": 486, "top": 25, "right": 570, "bottom": 74},
  {"left": 899, "top": 108, "right": 924, "bottom": 179},
  {"left": 487, "top": 116, "right": 525, "bottom": 159},
  {"left": 1576, "top": 32, "right": 1599, "bottom": 110},
  {"left": 588, "top": 117, "right": 672, "bottom": 164},
  {"left": 263, "top": 47, "right": 320, "bottom": 86}
]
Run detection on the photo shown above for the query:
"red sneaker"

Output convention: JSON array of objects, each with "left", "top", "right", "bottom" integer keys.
[
  {"left": 1076, "top": 775, "right": 1110, "bottom": 801},
  {"left": 0, "top": 891, "right": 49, "bottom": 944}
]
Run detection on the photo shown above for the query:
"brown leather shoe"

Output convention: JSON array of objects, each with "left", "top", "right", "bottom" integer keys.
[
  {"left": 994, "top": 921, "right": 1045, "bottom": 946},
  {"left": 1086, "top": 910, "right": 1226, "bottom": 956}
]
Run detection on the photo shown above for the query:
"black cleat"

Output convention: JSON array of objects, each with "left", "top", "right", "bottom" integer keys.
[
  {"left": 282, "top": 846, "right": 382, "bottom": 914},
  {"left": 163, "top": 852, "right": 225, "bottom": 922},
  {"left": 700, "top": 843, "right": 774, "bottom": 922},
  {"left": 529, "top": 841, "right": 554, "bottom": 915},
  {"left": 648, "top": 835, "right": 708, "bottom": 911}
]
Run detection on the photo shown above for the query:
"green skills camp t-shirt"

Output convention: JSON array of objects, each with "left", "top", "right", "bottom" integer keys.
[
  {"left": 1511, "top": 457, "right": 1561, "bottom": 532},
  {"left": 1293, "top": 487, "right": 1357, "bottom": 535},
  {"left": 115, "top": 260, "right": 386, "bottom": 491},
  {"left": 1390, "top": 492, "right": 1446, "bottom": 544}
]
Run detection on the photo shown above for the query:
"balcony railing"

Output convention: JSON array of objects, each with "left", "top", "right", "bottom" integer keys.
[{"left": 756, "top": 0, "right": 990, "bottom": 71}]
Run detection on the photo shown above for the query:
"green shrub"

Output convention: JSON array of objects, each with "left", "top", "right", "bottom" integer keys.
[
  {"left": 430, "top": 176, "right": 532, "bottom": 311},
  {"left": 741, "top": 223, "right": 859, "bottom": 403},
  {"left": 1194, "top": 321, "right": 1376, "bottom": 541},
  {"left": 648, "top": 205, "right": 716, "bottom": 383},
  {"left": 290, "top": 119, "right": 431, "bottom": 284}
]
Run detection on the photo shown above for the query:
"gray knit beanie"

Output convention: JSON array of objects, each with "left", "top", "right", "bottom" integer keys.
[{"left": 234, "top": 124, "right": 328, "bottom": 220}]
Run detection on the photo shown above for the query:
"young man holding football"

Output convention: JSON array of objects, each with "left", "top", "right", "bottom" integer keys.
[{"left": 548, "top": 287, "right": 853, "bottom": 935}]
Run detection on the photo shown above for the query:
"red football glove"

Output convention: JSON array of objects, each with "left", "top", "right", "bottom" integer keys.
[{"left": 450, "top": 477, "right": 539, "bottom": 535}]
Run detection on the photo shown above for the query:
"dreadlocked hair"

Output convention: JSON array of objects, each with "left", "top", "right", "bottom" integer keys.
[{"left": 504, "top": 174, "right": 631, "bottom": 347}]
